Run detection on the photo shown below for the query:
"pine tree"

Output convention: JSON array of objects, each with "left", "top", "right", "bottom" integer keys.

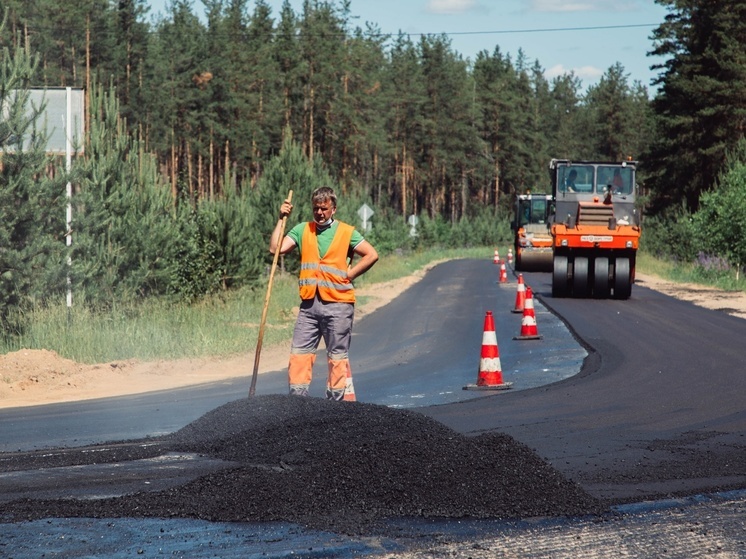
[
  {"left": 384, "top": 34, "right": 427, "bottom": 218},
  {"left": 71, "top": 83, "right": 178, "bottom": 305},
  {"left": 527, "top": 59, "right": 552, "bottom": 188},
  {"left": 201, "top": 0, "right": 250, "bottom": 193},
  {"left": 647, "top": 0, "right": 746, "bottom": 213},
  {"left": 244, "top": 0, "right": 283, "bottom": 185},
  {"left": 0, "top": 37, "right": 68, "bottom": 331},
  {"left": 253, "top": 134, "right": 339, "bottom": 274},
  {"left": 418, "top": 34, "right": 480, "bottom": 221},
  {"left": 297, "top": 0, "right": 347, "bottom": 161},
  {"left": 328, "top": 20, "right": 388, "bottom": 196},
  {"left": 109, "top": 0, "right": 151, "bottom": 127},
  {"left": 585, "top": 62, "right": 652, "bottom": 161},
  {"left": 503, "top": 50, "right": 541, "bottom": 195},
  {"left": 273, "top": 0, "right": 303, "bottom": 140},
  {"left": 141, "top": 1, "right": 208, "bottom": 199},
  {"left": 545, "top": 73, "right": 584, "bottom": 160},
  {"left": 473, "top": 47, "right": 514, "bottom": 208}
]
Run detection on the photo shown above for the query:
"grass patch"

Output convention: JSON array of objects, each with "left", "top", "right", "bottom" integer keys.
[
  {"left": 637, "top": 250, "right": 746, "bottom": 292},
  {"left": 1, "top": 247, "right": 493, "bottom": 364}
]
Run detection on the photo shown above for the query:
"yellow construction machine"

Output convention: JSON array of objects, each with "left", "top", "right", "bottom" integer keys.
[{"left": 512, "top": 193, "right": 554, "bottom": 272}]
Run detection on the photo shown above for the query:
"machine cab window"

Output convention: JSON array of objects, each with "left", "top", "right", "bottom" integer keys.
[
  {"left": 558, "top": 165, "right": 594, "bottom": 193},
  {"left": 518, "top": 197, "right": 549, "bottom": 226},
  {"left": 598, "top": 165, "right": 633, "bottom": 195}
]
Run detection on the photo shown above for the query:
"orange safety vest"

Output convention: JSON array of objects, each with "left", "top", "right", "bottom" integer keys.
[{"left": 298, "top": 221, "right": 356, "bottom": 303}]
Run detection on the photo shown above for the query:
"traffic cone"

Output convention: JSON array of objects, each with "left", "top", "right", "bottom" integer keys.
[
  {"left": 513, "top": 286, "right": 542, "bottom": 340},
  {"left": 511, "top": 274, "right": 526, "bottom": 313},
  {"left": 508, "top": 248, "right": 513, "bottom": 267},
  {"left": 493, "top": 248, "right": 500, "bottom": 264},
  {"left": 464, "top": 311, "right": 512, "bottom": 391},
  {"left": 498, "top": 260, "right": 509, "bottom": 283},
  {"left": 343, "top": 363, "right": 356, "bottom": 402}
]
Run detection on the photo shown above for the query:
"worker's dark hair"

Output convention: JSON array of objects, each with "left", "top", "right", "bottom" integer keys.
[{"left": 312, "top": 186, "right": 337, "bottom": 208}]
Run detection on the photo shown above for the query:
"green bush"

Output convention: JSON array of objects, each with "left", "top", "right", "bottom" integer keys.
[{"left": 640, "top": 205, "right": 698, "bottom": 264}]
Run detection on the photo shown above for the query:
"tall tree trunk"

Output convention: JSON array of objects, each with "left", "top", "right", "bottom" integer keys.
[
  {"left": 198, "top": 152, "right": 203, "bottom": 199},
  {"left": 209, "top": 134, "right": 214, "bottom": 199},
  {"left": 461, "top": 169, "right": 468, "bottom": 222},
  {"left": 400, "top": 144, "right": 406, "bottom": 219},
  {"left": 494, "top": 142, "right": 501, "bottom": 210},
  {"left": 170, "top": 133, "right": 177, "bottom": 200},
  {"left": 283, "top": 87, "right": 291, "bottom": 131},
  {"left": 224, "top": 139, "right": 231, "bottom": 193},
  {"left": 187, "top": 141, "right": 193, "bottom": 199},
  {"left": 308, "top": 83, "right": 314, "bottom": 160}
]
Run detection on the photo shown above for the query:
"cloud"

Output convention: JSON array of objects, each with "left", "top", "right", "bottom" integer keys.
[
  {"left": 530, "top": 0, "right": 638, "bottom": 13},
  {"left": 426, "top": 0, "right": 481, "bottom": 15},
  {"left": 546, "top": 63, "right": 603, "bottom": 82}
]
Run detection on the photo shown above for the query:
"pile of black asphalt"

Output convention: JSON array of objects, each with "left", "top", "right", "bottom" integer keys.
[{"left": 1, "top": 394, "right": 605, "bottom": 535}]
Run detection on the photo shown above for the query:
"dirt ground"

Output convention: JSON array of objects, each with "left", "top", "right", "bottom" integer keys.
[{"left": 1, "top": 268, "right": 744, "bottom": 410}]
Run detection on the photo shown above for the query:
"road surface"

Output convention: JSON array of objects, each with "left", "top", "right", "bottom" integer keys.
[{"left": 1, "top": 259, "right": 745, "bottom": 558}]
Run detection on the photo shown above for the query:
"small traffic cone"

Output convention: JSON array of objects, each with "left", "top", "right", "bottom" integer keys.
[
  {"left": 464, "top": 311, "right": 512, "bottom": 391},
  {"left": 508, "top": 248, "right": 514, "bottom": 267},
  {"left": 493, "top": 248, "right": 500, "bottom": 264},
  {"left": 513, "top": 286, "right": 542, "bottom": 340},
  {"left": 343, "top": 362, "right": 356, "bottom": 402},
  {"left": 511, "top": 274, "right": 526, "bottom": 313},
  {"left": 498, "top": 260, "right": 509, "bottom": 283}
]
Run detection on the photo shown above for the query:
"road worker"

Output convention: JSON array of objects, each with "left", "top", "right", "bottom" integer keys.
[{"left": 269, "top": 186, "right": 379, "bottom": 400}]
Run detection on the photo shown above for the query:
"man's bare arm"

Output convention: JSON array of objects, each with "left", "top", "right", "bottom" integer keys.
[
  {"left": 269, "top": 199, "right": 297, "bottom": 255},
  {"left": 348, "top": 240, "right": 378, "bottom": 282}
]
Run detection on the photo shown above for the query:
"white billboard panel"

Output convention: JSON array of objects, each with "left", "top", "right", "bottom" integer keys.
[{"left": 1, "top": 87, "right": 84, "bottom": 154}]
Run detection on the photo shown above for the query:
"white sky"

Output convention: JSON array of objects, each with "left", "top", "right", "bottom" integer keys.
[{"left": 146, "top": 0, "right": 670, "bottom": 92}]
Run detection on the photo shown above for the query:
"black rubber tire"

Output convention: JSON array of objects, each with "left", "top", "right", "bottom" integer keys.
[
  {"left": 514, "top": 248, "right": 523, "bottom": 272},
  {"left": 552, "top": 255, "right": 569, "bottom": 298},
  {"left": 573, "top": 256, "right": 590, "bottom": 298},
  {"left": 614, "top": 257, "right": 632, "bottom": 299},
  {"left": 594, "top": 257, "right": 610, "bottom": 299}
]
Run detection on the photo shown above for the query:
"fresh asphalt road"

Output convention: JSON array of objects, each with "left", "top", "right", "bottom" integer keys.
[
  {"left": 0, "top": 259, "right": 585, "bottom": 452},
  {"left": 424, "top": 264, "right": 746, "bottom": 502},
  {"left": 1, "top": 257, "right": 745, "bottom": 504},
  {"left": 2, "top": 258, "right": 746, "bottom": 559}
]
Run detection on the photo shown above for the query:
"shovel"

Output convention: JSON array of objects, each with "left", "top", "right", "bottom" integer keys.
[{"left": 249, "top": 190, "right": 293, "bottom": 397}]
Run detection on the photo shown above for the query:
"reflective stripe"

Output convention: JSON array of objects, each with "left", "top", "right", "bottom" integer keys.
[
  {"left": 318, "top": 280, "right": 353, "bottom": 291},
  {"left": 298, "top": 222, "right": 356, "bottom": 303},
  {"left": 319, "top": 264, "right": 348, "bottom": 277}
]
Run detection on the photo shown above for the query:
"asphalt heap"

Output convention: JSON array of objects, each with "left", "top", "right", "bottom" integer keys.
[{"left": 6, "top": 395, "right": 605, "bottom": 534}]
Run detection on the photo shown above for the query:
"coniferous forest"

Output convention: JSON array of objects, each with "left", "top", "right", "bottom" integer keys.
[{"left": 1, "top": 0, "right": 746, "bottom": 330}]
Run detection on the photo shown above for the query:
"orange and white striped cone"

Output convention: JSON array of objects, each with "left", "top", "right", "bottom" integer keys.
[
  {"left": 513, "top": 286, "right": 542, "bottom": 340},
  {"left": 493, "top": 249, "right": 500, "bottom": 264},
  {"left": 507, "top": 248, "right": 513, "bottom": 267},
  {"left": 511, "top": 274, "right": 526, "bottom": 314},
  {"left": 343, "top": 362, "right": 356, "bottom": 402},
  {"left": 464, "top": 311, "right": 512, "bottom": 391},
  {"left": 498, "top": 260, "right": 509, "bottom": 283}
]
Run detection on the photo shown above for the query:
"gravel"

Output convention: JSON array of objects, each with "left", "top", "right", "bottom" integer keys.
[{"left": 1, "top": 395, "right": 604, "bottom": 535}]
